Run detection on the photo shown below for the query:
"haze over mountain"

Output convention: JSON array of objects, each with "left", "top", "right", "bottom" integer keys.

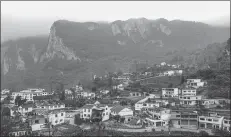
[
  {"left": 1, "top": 1, "right": 230, "bottom": 42},
  {"left": 1, "top": 1, "right": 230, "bottom": 90}
]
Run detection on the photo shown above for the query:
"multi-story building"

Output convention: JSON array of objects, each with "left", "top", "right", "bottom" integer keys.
[
  {"left": 35, "top": 100, "right": 65, "bottom": 110},
  {"left": 80, "top": 91, "right": 95, "bottom": 99},
  {"left": 162, "top": 88, "right": 180, "bottom": 98},
  {"left": 179, "top": 95, "right": 202, "bottom": 106},
  {"left": 201, "top": 98, "right": 228, "bottom": 108},
  {"left": 198, "top": 115, "right": 224, "bottom": 130},
  {"left": 181, "top": 88, "right": 197, "bottom": 96},
  {"left": 170, "top": 110, "right": 198, "bottom": 129},
  {"left": 144, "top": 107, "right": 171, "bottom": 127},
  {"left": 10, "top": 104, "right": 34, "bottom": 116},
  {"left": 135, "top": 98, "right": 170, "bottom": 111},
  {"left": 1, "top": 89, "right": 10, "bottom": 94},
  {"left": 32, "top": 108, "right": 66, "bottom": 126},
  {"left": 186, "top": 79, "right": 206, "bottom": 89},
  {"left": 11, "top": 88, "right": 53, "bottom": 102},
  {"left": 28, "top": 115, "right": 48, "bottom": 131},
  {"left": 223, "top": 116, "right": 231, "bottom": 132},
  {"left": 48, "top": 109, "right": 66, "bottom": 126},
  {"left": 80, "top": 104, "right": 111, "bottom": 121}
]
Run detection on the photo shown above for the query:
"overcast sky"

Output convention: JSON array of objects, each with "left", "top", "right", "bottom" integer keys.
[
  {"left": 1, "top": 1, "right": 230, "bottom": 42},
  {"left": 2, "top": 1, "right": 230, "bottom": 22}
]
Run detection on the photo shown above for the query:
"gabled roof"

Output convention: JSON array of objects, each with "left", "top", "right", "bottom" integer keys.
[
  {"left": 21, "top": 103, "right": 34, "bottom": 108},
  {"left": 111, "top": 105, "right": 128, "bottom": 113},
  {"left": 82, "top": 104, "right": 95, "bottom": 109}
]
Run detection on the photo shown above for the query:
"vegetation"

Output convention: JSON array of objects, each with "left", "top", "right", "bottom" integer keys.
[{"left": 14, "top": 96, "right": 27, "bottom": 106}]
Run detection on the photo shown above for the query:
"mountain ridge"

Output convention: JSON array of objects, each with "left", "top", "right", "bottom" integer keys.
[{"left": 1, "top": 18, "right": 230, "bottom": 90}]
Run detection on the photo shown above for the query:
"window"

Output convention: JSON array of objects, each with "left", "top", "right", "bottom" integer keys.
[
  {"left": 25, "top": 108, "right": 28, "bottom": 111},
  {"left": 184, "top": 97, "right": 186, "bottom": 99},
  {"left": 224, "top": 121, "right": 228, "bottom": 124},
  {"left": 55, "top": 114, "right": 58, "bottom": 117},
  {"left": 35, "top": 120, "right": 39, "bottom": 124},
  {"left": 200, "top": 118, "right": 205, "bottom": 121},
  {"left": 213, "top": 119, "right": 218, "bottom": 122},
  {"left": 84, "top": 114, "right": 86, "bottom": 116},
  {"left": 207, "top": 119, "right": 212, "bottom": 121},
  {"left": 176, "top": 115, "right": 180, "bottom": 118},
  {"left": 187, "top": 97, "right": 190, "bottom": 99},
  {"left": 61, "top": 113, "right": 63, "bottom": 116},
  {"left": 88, "top": 114, "right": 90, "bottom": 117},
  {"left": 60, "top": 119, "right": 63, "bottom": 122},
  {"left": 55, "top": 120, "right": 58, "bottom": 123},
  {"left": 45, "top": 119, "right": 48, "bottom": 123},
  {"left": 106, "top": 108, "right": 107, "bottom": 110},
  {"left": 106, "top": 112, "right": 108, "bottom": 115},
  {"left": 88, "top": 109, "right": 90, "bottom": 112},
  {"left": 84, "top": 109, "right": 86, "bottom": 112}
]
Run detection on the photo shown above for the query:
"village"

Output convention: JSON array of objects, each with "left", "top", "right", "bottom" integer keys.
[{"left": 1, "top": 62, "right": 230, "bottom": 136}]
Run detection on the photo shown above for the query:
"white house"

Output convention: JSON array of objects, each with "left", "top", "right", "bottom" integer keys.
[
  {"left": 48, "top": 109, "right": 66, "bottom": 126},
  {"left": 160, "top": 62, "right": 166, "bottom": 66},
  {"left": 113, "top": 84, "right": 124, "bottom": 91},
  {"left": 29, "top": 115, "right": 48, "bottom": 131},
  {"left": 146, "top": 108, "right": 171, "bottom": 125},
  {"left": 1, "top": 94, "right": 8, "bottom": 101},
  {"left": 35, "top": 101, "right": 65, "bottom": 110},
  {"left": 174, "top": 70, "right": 183, "bottom": 75},
  {"left": 223, "top": 117, "right": 231, "bottom": 132},
  {"left": 201, "top": 98, "right": 228, "bottom": 108},
  {"left": 181, "top": 88, "right": 197, "bottom": 96},
  {"left": 186, "top": 79, "right": 206, "bottom": 89},
  {"left": 1, "top": 89, "right": 10, "bottom": 94},
  {"left": 110, "top": 105, "right": 133, "bottom": 117},
  {"left": 10, "top": 104, "right": 34, "bottom": 116},
  {"left": 80, "top": 104, "right": 94, "bottom": 120},
  {"left": 179, "top": 95, "right": 202, "bottom": 106},
  {"left": 81, "top": 91, "right": 95, "bottom": 99},
  {"left": 11, "top": 88, "right": 53, "bottom": 102},
  {"left": 163, "top": 70, "right": 175, "bottom": 76},
  {"left": 80, "top": 104, "right": 111, "bottom": 121},
  {"left": 135, "top": 97, "right": 150, "bottom": 111},
  {"left": 144, "top": 118, "right": 168, "bottom": 127},
  {"left": 199, "top": 115, "right": 224, "bottom": 130},
  {"left": 100, "top": 89, "right": 110, "bottom": 95},
  {"left": 162, "top": 88, "right": 180, "bottom": 98},
  {"left": 135, "top": 97, "right": 169, "bottom": 111}
]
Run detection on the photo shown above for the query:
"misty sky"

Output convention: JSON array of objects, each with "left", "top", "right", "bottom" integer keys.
[
  {"left": 1, "top": 1, "right": 230, "bottom": 42},
  {"left": 2, "top": 1, "right": 230, "bottom": 22}
]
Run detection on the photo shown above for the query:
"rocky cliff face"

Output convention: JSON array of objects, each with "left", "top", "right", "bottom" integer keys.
[
  {"left": 1, "top": 18, "right": 230, "bottom": 90},
  {"left": 40, "top": 25, "right": 81, "bottom": 62}
]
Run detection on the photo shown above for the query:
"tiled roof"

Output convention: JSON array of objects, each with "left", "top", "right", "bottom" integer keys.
[
  {"left": 111, "top": 105, "right": 126, "bottom": 113},
  {"left": 21, "top": 103, "right": 34, "bottom": 108},
  {"left": 82, "top": 104, "right": 95, "bottom": 109}
]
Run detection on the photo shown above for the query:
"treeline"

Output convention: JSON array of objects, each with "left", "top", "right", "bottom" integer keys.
[{"left": 188, "top": 69, "right": 230, "bottom": 98}]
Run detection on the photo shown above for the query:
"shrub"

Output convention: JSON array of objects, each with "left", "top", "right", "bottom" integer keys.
[{"left": 199, "top": 130, "right": 209, "bottom": 136}]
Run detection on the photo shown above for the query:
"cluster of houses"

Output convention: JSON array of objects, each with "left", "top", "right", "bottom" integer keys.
[{"left": 1, "top": 69, "right": 230, "bottom": 136}]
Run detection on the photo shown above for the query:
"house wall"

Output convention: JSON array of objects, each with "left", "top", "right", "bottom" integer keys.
[
  {"left": 81, "top": 108, "right": 92, "bottom": 119},
  {"left": 223, "top": 119, "right": 231, "bottom": 131},
  {"left": 199, "top": 116, "right": 224, "bottom": 129},
  {"left": 181, "top": 89, "right": 197, "bottom": 96},
  {"left": 49, "top": 112, "right": 65, "bottom": 126},
  {"left": 32, "top": 123, "right": 45, "bottom": 131},
  {"left": 162, "top": 88, "right": 179, "bottom": 97},
  {"left": 102, "top": 107, "right": 110, "bottom": 121}
]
